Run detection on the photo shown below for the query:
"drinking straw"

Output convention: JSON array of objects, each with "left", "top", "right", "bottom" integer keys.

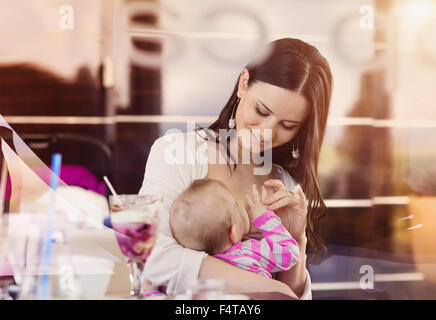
[
  {"left": 39, "top": 153, "right": 62, "bottom": 299},
  {"left": 103, "top": 176, "right": 123, "bottom": 206}
]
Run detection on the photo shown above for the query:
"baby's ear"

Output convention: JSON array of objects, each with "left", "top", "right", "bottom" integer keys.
[{"left": 229, "top": 224, "right": 240, "bottom": 245}]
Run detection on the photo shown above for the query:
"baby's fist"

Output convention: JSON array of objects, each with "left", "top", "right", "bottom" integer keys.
[{"left": 245, "top": 184, "right": 269, "bottom": 220}]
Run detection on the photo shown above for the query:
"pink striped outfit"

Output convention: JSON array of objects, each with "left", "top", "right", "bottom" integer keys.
[{"left": 213, "top": 210, "right": 300, "bottom": 278}]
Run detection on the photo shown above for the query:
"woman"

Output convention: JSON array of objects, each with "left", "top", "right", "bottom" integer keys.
[{"left": 139, "top": 38, "right": 333, "bottom": 298}]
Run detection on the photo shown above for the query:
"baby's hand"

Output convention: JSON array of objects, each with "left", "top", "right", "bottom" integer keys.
[{"left": 245, "top": 184, "right": 270, "bottom": 221}]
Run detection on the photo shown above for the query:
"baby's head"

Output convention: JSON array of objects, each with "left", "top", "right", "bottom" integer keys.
[{"left": 169, "top": 178, "right": 250, "bottom": 255}]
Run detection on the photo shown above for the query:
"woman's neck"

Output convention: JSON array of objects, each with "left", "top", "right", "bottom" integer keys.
[{"left": 229, "top": 133, "right": 265, "bottom": 169}]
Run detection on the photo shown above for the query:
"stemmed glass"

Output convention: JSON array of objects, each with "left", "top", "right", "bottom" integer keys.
[{"left": 109, "top": 194, "right": 162, "bottom": 298}]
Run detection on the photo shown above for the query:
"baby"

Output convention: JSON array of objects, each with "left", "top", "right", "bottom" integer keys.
[{"left": 169, "top": 178, "right": 301, "bottom": 279}]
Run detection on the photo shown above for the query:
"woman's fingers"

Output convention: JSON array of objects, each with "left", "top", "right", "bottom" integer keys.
[
  {"left": 265, "top": 189, "right": 301, "bottom": 210},
  {"left": 263, "top": 179, "right": 286, "bottom": 191},
  {"left": 263, "top": 190, "right": 290, "bottom": 205},
  {"left": 266, "top": 195, "right": 297, "bottom": 211},
  {"left": 296, "top": 185, "right": 306, "bottom": 202},
  {"left": 142, "top": 278, "right": 158, "bottom": 292}
]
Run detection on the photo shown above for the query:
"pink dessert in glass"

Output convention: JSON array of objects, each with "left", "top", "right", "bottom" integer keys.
[{"left": 112, "top": 221, "right": 158, "bottom": 262}]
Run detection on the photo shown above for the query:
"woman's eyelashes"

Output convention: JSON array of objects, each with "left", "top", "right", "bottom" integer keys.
[
  {"left": 282, "top": 123, "right": 297, "bottom": 130},
  {"left": 255, "top": 105, "right": 268, "bottom": 117},
  {"left": 254, "top": 105, "right": 296, "bottom": 131}
]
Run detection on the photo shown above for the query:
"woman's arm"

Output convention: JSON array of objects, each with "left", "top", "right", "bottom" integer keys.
[
  {"left": 262, "top": 180, "right": 312, "bottom": 299},
  {"left": 140, "top": 133, "right": 209, "bottom": 294},
  {"left": 199, "top": 255, "right": 298, "bottom": 298},
  {"left": 275, "top": 236, "right": 309, "bottom": 298}
]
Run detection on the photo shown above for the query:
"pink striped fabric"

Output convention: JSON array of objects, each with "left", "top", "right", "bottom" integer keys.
[{"left": 213, "top": 210, "right": 301, "bottom": 278}]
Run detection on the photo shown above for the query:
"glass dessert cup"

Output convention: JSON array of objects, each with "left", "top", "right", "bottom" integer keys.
[{"left": 109, "top": 194, "right": 162, "bottom": 298}]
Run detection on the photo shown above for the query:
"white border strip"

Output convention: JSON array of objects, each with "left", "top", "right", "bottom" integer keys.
[
  {"left": 3, "top": 116, "right": 113, "bottom": 125},
  {"left": 0, "top": 32, "right": 379, "bottom": 45},
  {"left": 312, "top": 272, "right": 425, "bottom": 291},
  {"left": 327, "top": 117, "right": 436, "bottom": 128},
  {"left": 325, "top": 199, "right": 373, "bottom": 208},
  {"left": 4, "top": 115, "right": 436, "bottom": 128},
  {"left": 2, "top": 115, "right": 214, "bottom": 125},
  {"left": 312, "top": 282, "right": 362, "bottom": 291},
  {"left": 374, "top": 272, "right": 425, "bottom": 282},
  {"left": 325, "top": 196, "right": 410, "bottom": 208},
  {"left": 117, "top": 115, "right": 214, "bottom": 123}
]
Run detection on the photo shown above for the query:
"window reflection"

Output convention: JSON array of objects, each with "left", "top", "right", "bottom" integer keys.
[{"left": 1, "top": 0, "right": 435, "bottom": 299}]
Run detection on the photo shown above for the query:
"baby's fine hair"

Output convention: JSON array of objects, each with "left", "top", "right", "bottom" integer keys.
[{"left": 169, "top": 178, "right": 234, "bottom": 255}]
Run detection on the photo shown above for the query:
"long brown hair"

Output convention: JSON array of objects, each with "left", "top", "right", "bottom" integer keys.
[{"left": 196, "top": 38, "right": 333, "bottom": 258}]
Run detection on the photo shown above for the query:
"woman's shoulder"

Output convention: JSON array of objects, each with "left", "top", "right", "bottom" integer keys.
[
  {"left": 150, "top": 129, "right": 209, "bottom": 177},
  {"left": 273, "top": 164, "right": 300, "bottom": 193},
  {"left": 154, "top": 128, "right": 211, "bottom": 146},
  {"left": 150, "top": 131, "right": 200, "bottom": 159},
  {"left": 153, "top": 130, "right": 188, "bottom": 146}
]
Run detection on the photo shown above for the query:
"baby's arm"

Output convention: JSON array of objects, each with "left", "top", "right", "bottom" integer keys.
[
  {"left": 245, "top": 184, "right": 300, "bottom": 272},
  {"left": 252, "top": 210, "right": 300, "bottom": 272}
]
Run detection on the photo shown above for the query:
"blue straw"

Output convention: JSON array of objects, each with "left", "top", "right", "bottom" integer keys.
[{"left": 39, "top": 153, "right": 62, "bottom": 299}]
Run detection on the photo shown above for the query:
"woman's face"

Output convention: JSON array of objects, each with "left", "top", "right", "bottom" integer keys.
[{"left": 235, "top": 69, "right": 310, "bottom": 154}]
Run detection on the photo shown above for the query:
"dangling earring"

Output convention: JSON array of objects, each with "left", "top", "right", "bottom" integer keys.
[
  {"left": 292, "top": 143, "right": 299, "bottom": 160},
  {"left": 228, "top": 97, "right": 240, "bottom": 129}
]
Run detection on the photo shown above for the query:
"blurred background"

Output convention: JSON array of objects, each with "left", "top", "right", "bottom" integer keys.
[{"left": 1, "top": 0, "right": 435, "bottom": 299}]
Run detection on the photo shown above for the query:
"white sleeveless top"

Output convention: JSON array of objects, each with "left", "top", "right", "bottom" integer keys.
[{"left": 139, "top": 129, "right": 311, "bottom": 298}]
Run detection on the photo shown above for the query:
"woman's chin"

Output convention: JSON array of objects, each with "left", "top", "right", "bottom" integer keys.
[
  {"left": 239, "top": 138, "right": 261, "bottom": 152},
  {"left": 240, "top": 143, "right": 262, "bottom": 158}
]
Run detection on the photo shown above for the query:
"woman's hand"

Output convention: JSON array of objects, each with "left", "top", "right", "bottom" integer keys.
[
  {"left": 262, "top": 179, "right": 308, "bottom": 242},
  {"left": 199, "top": 256, "right": 298, "bottom": 299},
  {"left": 142, "top": 278, "right": 159, "bottom": 294}
]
